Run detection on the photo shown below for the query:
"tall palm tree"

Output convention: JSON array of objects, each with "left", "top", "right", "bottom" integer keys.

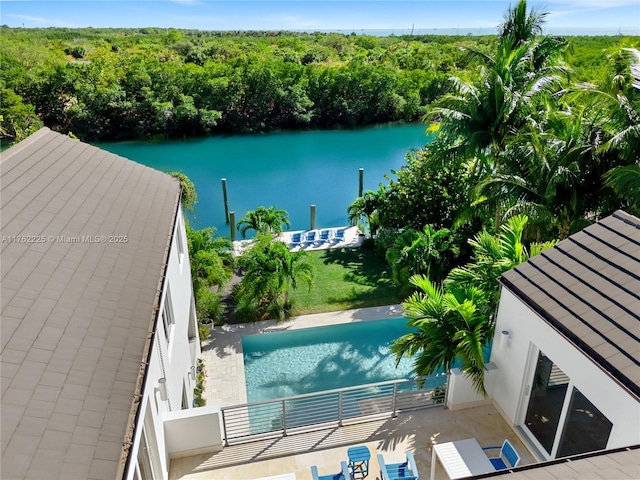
[
  {"left": 237, "top": 206, "right": 291, "bottom": 238},
  {"left": 236, "top": 235, "right": 314, "bottom": 320},
  {"left": 425, "top": 0, "right": 568, "bottom": 228},
  {"left": 391, "top": 275, "right": 491, "bottom": 396}
]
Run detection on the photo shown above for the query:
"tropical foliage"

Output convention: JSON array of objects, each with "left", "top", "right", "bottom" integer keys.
[
  {"left": 391, "top": 275, "right": 492, "bottom": 395},
  {"left": 237, "top": 206, "right": 290, "bottom": 238},
  {"left": 233, "top": 234, "right": 314, "bottom": 321},
  {"left": 393, "top": 215, "right": 556, "bottom": 395},
  {"left": 385, "top": 225, "right": 459, "bottom": 292},
  {"left": 186, "top": 225, "right": 235, "bottom": 328}
]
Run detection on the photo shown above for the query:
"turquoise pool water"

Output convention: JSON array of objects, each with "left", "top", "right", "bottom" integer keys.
[{"left": 242, "top": 317, "right": 416, "bottom": 403}]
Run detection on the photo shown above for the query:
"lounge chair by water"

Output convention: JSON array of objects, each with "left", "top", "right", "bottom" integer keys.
[
  {"left": 290, "top": 232, "right": 302, "bottom": 246},
  {"left": 319, "top": 229, "right": 332, "bottom": 242},
  {"left": 333, "top": 228, "right": 346, "bottom": 243},
  {"left": 305, "top": 230, "right": 318, "bottom": 245}
]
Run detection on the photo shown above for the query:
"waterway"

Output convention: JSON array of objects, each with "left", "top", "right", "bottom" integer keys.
[{"left": 98, "top": 123, "right": 428, "bottom": 235}]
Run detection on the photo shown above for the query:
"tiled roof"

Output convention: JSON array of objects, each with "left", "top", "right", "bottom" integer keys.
[
  {"left": 500, "top": 210, "right": 640, "bottom": 400},
  {"left": 1, "top": 128, "right": 181, "bottom": 479}
]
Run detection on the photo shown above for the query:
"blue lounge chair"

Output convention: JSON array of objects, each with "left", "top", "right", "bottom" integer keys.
[
  {"left": 378, "top": 451, "right": 419, "bottom": 480},
  {"left": 311, "top": 461, "right": 350, "bottom": 480},
  {"left": 290, "top": 232, "right": 302, "bottom": 246},
  {"left": 483, "top": 440, "right": 520, "bottom": 470},
  {"left": 305, "top": 230, "right": 318, "bottom": 245},
  {"left": 319, "top": 229, "right": 332, "bottom": 242},
  {"left": 333, "top": 228, "right": 346, "bottom": 243}
]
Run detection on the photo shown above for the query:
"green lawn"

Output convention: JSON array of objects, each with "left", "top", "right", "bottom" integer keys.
[{"left": 288, "top": 247, "right": 404, "bottom": 315}]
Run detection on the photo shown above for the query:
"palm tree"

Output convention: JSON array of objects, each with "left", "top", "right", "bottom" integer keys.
[
  {"left": 498, "top": 0, "right": 547, "bottom": 47},
  {"left": 425, "top": 0, "right": 568, "bottom": 228},
  {"left": 476, "top": 109, "right": 601, "bottom": 239},
  {"left": 237, "top": 206, "right": 291, "bottom": 238},
  {"left": 604, "top": 165, "right": 640, "bottom": 215},
  {"left": 235, "top": 235, "right": 314, "bottom": 320},
  {"left": 446, "top": 215, "right": 557, "bottom": 314},
  {"left": 391, "top": 275, "right": 491, "bottom": 396}
]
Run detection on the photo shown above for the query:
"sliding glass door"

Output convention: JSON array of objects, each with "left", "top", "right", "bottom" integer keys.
[{"left": 521, "top": 350, "right": 612, "bottom": 459}]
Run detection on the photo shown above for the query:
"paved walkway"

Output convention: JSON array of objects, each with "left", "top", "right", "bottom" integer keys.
[{"left": 201, "top": 305, "right": 403, "bottom": 407}]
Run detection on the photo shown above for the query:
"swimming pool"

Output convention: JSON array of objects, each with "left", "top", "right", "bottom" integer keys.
[{"left": 242, "top": 317, "right": 416, "bottom": 403}]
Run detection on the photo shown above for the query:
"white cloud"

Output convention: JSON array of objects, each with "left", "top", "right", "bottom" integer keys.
[{"left": 6, "top": 13, "right": 49, "bottom": 23}]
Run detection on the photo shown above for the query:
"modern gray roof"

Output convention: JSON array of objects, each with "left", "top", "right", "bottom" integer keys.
[
  {"left": 500, "top": 210, "right": 640, "bottom": 401},
  {"left": 1, "top": 128, "right": 181, "bottom": 480}
]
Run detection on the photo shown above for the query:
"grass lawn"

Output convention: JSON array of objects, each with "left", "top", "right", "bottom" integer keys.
[{"left": 288, "top": 247, "right": 404, "bottom": 315}]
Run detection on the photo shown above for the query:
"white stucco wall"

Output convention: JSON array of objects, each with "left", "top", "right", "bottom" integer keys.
[
  {"left": 125, "top": 206, "right": 201, "bottom": 480},
  {"left": 164, "top": 406, "right": 224, "bottom": 458},
  {"left": 490, "top": 288, "right": 640, "bottom": 453}
]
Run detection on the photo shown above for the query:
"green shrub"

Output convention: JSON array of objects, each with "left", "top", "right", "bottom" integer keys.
[{"left": 195, "top": 288, "right": 224, "bottom": 325}]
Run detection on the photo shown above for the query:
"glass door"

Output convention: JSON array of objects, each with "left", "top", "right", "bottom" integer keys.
[
  {"left": 523, "top": 351, "right": 570, "bottom": 456},
  {"left": 521, "top": 349, "right": 613, "bottom": 459}
]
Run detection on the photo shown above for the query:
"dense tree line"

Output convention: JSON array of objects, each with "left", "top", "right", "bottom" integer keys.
[{"left": 1, "top": 26, "right": 634, "bottom": 143}]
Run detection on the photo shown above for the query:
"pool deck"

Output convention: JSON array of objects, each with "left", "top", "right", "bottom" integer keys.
[{"left": 202, "top": 305, "right": 403, "bottom": 407}]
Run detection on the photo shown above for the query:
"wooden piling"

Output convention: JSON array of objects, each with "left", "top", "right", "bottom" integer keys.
[
  {"left": 359, "top": 168, "right": 364, "bottom": 197},
  {"left": 310, "top": 204, "right": 316, "bottom": 230},
  {"left": 229, "top": 211, "right": 236, "bottom": 242},
  {"left": 222, "top": 178, "right": 229, "bottom": 224}
]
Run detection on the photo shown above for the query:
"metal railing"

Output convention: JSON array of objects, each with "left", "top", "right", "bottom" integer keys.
[{"left": 220, "top": 373, "right": 448, "bottom": 445}]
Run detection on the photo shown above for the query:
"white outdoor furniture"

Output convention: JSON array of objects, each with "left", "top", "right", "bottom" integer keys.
[{"left": 430, "top": 438, "right": 495, "bottom": 480}]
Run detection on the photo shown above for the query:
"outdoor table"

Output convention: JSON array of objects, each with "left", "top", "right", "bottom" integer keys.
[
  {"left": 347, "top": 445, "right": 371, "bottom": 479},
  {"left": 430, "top": 438, "right": 495, "bottom": 480}
]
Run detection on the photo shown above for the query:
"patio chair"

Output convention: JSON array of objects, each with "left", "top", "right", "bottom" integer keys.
[
  {"left": 310, "top": 461, "right": 351, "bottom": 480},
  {"left": 377, "top": 451, "right": 419, "bottom": 480},
  {"left": 482, "top": 440, "right": 520, "bottom": 470}
]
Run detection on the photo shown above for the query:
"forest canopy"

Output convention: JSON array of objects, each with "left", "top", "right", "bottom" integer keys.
[{"left": 1, "top": 26, "right": 636, "bottom": 142}]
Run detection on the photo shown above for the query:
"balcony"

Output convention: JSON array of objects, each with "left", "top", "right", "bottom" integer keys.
[{"left": 168, "top": 403, "right": 536, "bottom": 479}]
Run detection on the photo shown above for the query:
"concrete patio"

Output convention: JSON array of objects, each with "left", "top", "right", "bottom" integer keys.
[{"left": 168, "top": 404, "right": 537, "bottom": 480}]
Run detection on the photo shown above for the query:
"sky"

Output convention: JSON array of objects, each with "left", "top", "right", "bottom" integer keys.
[{"left": 2, "top": 1, "right": 639, "bottom": 35}]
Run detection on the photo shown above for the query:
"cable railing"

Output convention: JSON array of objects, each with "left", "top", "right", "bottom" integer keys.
[{"left": 220, "top": 373, "right": 448, "bottom": 445}]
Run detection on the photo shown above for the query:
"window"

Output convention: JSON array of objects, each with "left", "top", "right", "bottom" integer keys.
[
  {"left": 161, "top": 287, "right": 175, "bottom": 342},
  {"left": 176, "top": 218, "right": 185, "bottom": 265}
]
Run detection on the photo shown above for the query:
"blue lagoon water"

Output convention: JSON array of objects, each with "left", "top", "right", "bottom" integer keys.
[
  {"left": 97, "top": 124, "right": 428, "bottom": 235},
  {"left": 242, "top": 317, "right": 416, "bottom": 403}
]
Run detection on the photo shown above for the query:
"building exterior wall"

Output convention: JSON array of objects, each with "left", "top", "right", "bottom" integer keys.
[
  {"left": 490, "top": 288, "right": 640, "bottom": 453},
  {"left": 125, "top": 206, "right": 200, "bottom": 480}
]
